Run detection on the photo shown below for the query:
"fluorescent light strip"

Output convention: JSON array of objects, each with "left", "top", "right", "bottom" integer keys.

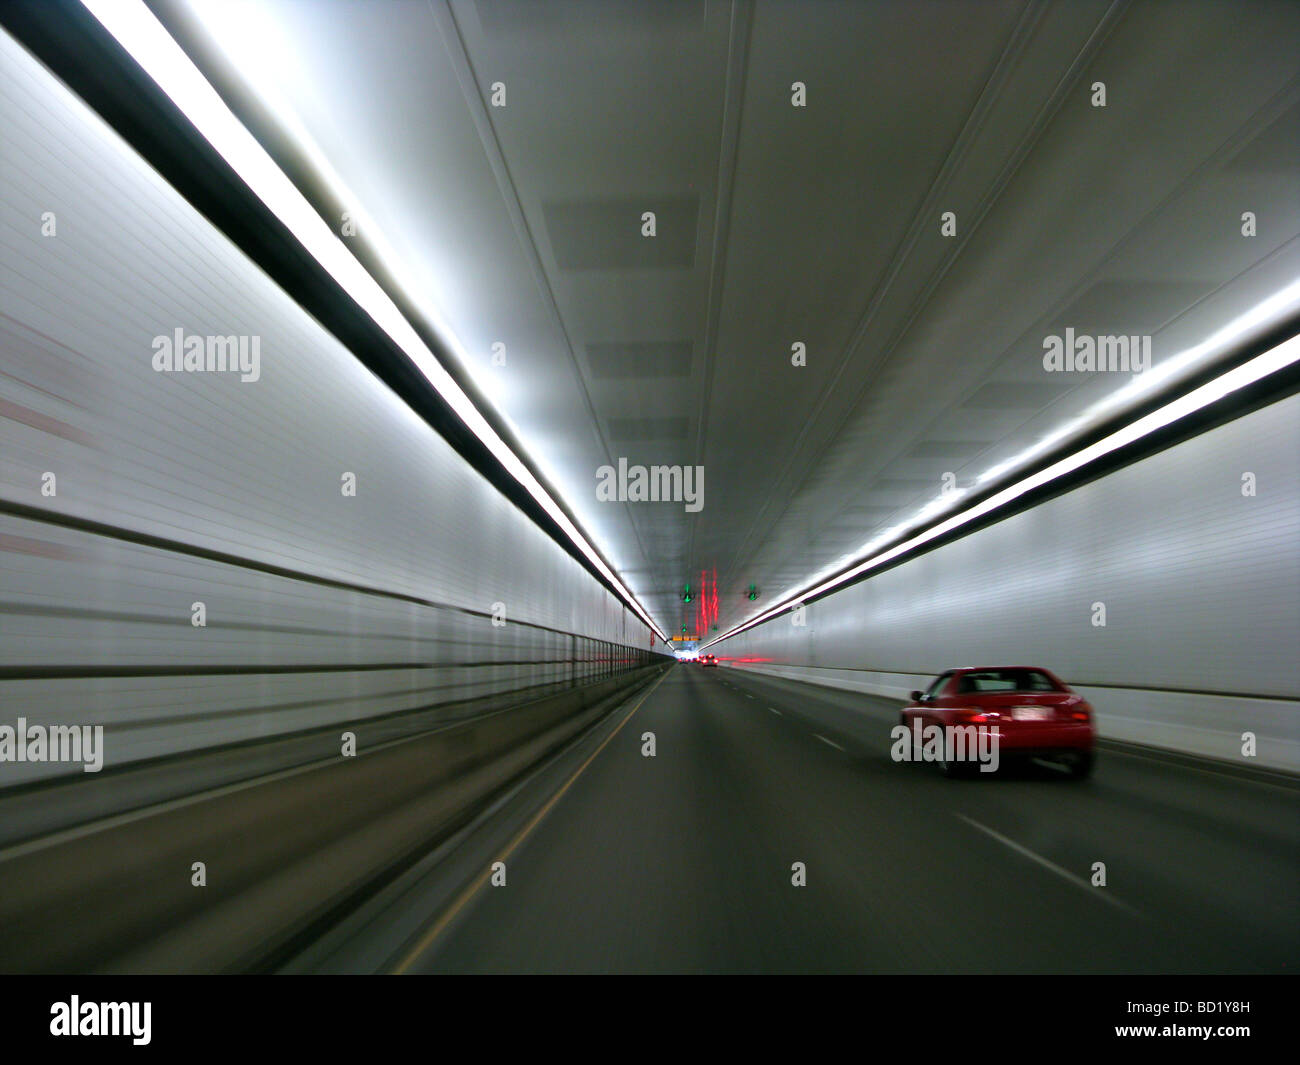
[
  {"left": 763, "top": 278, "right": 1300, "bottom": 612},
  {"left": 973, "top": 276, "right": 1300, "bottom": 490},
  {"left": 705, "top": 331, "right": 1300, "bottom": 647},
  {"left": 181, "top": 1, "right": 492, "bottom": 408},
  {"left": 80, "top": 0, "right": 667, "bottom": 642}
]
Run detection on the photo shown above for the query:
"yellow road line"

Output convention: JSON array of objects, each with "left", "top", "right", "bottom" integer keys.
[{"left": 391, "top": 669, "right": 670, "bottom": 973}]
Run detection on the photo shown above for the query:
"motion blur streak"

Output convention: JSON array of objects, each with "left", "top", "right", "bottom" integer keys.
[{"left": 0, "top": 0, "right": 1296, "bottom": 976}]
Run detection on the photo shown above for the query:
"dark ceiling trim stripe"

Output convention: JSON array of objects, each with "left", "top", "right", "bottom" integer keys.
[
  {"left": 716, "top": 316, "right": 1300, "bottom": 638},
  {"left": 424, "top": 0, "right": 661, "bottom": 592},
  {"left": 0, "top": 0, "right": 650, "bottom": 629}
]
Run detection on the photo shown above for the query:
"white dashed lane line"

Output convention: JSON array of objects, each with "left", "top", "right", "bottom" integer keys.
[
  {"left": 813, "top": 733, "right": 845, "bottom": 752},
  {"left": 956, "top": 814, "right": 1140, "bottom": 916}
]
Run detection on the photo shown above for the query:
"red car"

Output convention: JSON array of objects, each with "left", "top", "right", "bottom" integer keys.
[
  {"left": 700, "top": 653, "right": 719, "bottom": 668},
  {"left": 898, "top": 666, "right": 1094, "bottom": 778}
]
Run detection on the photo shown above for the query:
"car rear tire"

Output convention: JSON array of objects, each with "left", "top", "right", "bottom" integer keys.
[
  {"left": 1063, "top": 751, "right": 1094, "bottom": 780},
  {"left": 937, "top": 740, "right": 968, "bottom": 778}
]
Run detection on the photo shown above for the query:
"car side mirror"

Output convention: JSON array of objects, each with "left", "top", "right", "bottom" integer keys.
[{"left": 910, "top": 690, "right": 923, "bottom": 702}]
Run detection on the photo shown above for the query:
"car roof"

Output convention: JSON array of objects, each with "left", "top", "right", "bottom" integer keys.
[
  {"left": 951, "top": 665, "right": 1049, "bottom": 673},
  {"left": 940, "top": 666, "right": 1071, "bottom": 690}
]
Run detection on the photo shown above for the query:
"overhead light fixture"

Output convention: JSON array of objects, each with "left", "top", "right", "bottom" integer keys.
[
  {"left": 705, "top": 324, "right": 1300, "bottom": 648},
  {"left": 976, "top": 276, "right": 1300, "bottom": 489},
  {"left": 79, "top": 0, "right": 667, "bottom": 642}
]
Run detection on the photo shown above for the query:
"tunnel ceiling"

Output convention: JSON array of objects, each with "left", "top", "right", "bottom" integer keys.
[{"left": 151, "top": 0, "right": 1300, "bottom": 640}]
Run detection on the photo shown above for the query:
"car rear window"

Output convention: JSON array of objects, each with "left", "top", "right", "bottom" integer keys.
[{"left": 957, "top": 669, "right": 1061, "bottom": 693}]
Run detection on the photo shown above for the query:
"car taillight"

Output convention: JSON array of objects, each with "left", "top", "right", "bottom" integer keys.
[
  {"left": 1071, "top": 705, "right": 1091, "bottom": 721},
  {"left": 953, "top": 708, "right": 991, "bottom": 723}
]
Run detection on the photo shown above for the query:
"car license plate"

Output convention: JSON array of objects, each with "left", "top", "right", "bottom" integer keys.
[{"left": 1012, "top": 706, "right": 1050, "bottom": 721}]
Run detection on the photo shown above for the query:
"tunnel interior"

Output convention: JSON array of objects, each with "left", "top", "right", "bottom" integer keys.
[{"left": 0, "top": 0, "right": 1297, "bottom": 992}]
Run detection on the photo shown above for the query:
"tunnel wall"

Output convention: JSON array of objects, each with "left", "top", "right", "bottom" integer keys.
[
  {"left": 0, "top": 30, "right": 662, "bottom": 786},
  {"left": 724, "top": 391, "right": 1300, "bottom": 773}
]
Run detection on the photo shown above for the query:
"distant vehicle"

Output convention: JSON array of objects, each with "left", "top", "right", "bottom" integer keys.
[
  {"left": 700, "top": 654, "right": 719, "bottom": 668},
  {"left": 898, "top": 666, "right": 1094, "bottom": 778}
]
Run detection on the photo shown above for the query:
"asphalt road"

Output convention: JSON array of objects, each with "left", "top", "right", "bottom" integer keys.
[{"left": 304, "top": 664, "right": 1299, "bottom": 974}]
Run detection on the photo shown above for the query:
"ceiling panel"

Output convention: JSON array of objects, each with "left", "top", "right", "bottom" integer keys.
[{"left": 543, "top": 197, "right": 701, "bottom": 270}]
